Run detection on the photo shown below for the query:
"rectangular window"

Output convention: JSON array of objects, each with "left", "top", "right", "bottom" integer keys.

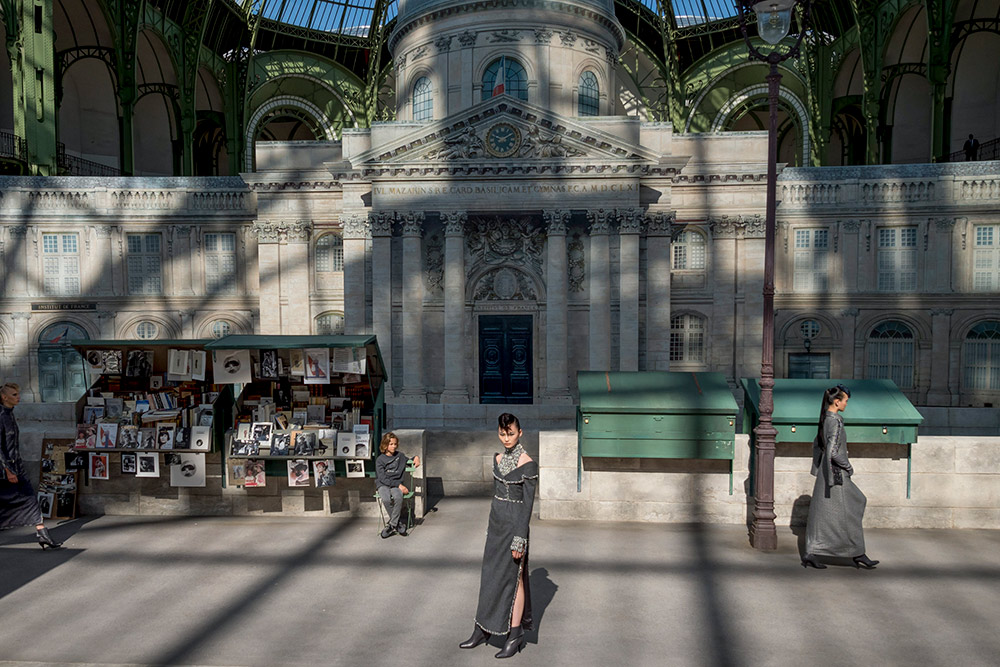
[
  {"left": 877, "top": 226, "right": 918, "bottom": 292},
  {"left": 974, "top": 225, "right": 1000, "bottom": 291},
  {"left": 126, "top": 234, "right": 162, "bottom": 295},
  {"left": 204, "top": 232, "right": 237, "bottom": 295},
  {"left": 42, "top": 233, "right": 80, "bottom": 296},
  {"left": 793, "top": 228, "right": 829, "bottom": 292}
]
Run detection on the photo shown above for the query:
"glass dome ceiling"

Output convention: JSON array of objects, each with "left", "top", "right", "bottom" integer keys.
[{"left": 243, "top": 0, "right": 742, "bottom": 39}]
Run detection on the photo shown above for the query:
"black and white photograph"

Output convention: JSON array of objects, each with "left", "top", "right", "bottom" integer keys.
[
  {"left": 259, "top": 349, "right": 279, "bottom": 380},
  {"left": 167, "top": 348, "right": 191, "bottom": 379},
  {"left": 102, "top": 349, "right": 123, "bottom": 374},
  {"left": 37, "top": 491, "right": 54, "bottom": 519},
  {"left": 174, "top": 427, "right": 191, "bottom": 449},
  {"left": 213, "top": 349, "right": 253, "bottom": 384},
  {"left": 231, "top": 438, "right": 260, "bottom": 457},
  {"left": 157, "top": 424, "right": 176, "bottom": 450},
  {"left": 149, "top": 375, "right": 163, "bottom": 389},
  {"left": 135, "top": 452, "right": 159, "bottom": 478},
  {"left": 287, "top": 459, "right": 310, "bottom": 487},
  {"left": 251, "top": 422, "right": 273, "bottom": 444},
  {"left": 190, "top": 350, "right": 207, "bottom": 381},
  {"left": 125, "top": 349, "right": 154, "bottom": 377},
  {"left": 105, "top": 398, "right": 124, "bottom": 419},
  {"left": 190, "top": 426, "right": 211, "bottom": 451},
  {"left": 318, "top": 429, "right": 337, "bottom": 454},
  {"left": 270, "top": 430, "right": 292, "bottom": 456},
  {"left": 304, "top": 347, "right": 330, "bottom": 385},
  {"left": 228, "top": 459, "right": 246, "bottom": 487},
  {"left": 345, "top": 459, "right": 365, "bottom": 478},
  {"left": 314, "top": 460, "right": 336, "bottom": 488},
  {"left": 121, "top": 453, "right": 137, "bottom": 474},
  {"left": 291, "top": 430, "right": 317, "bottom": 455},
  {"left": 139, "top": 427, "right": 156, "bottom": 449},
  {"left": 170, "top": 453, "right": 206, "bottom": 487},
  {"left": 65, "top": 451, "right": 86, "bottom": 471},
  {"left": 118, "top": 425, "right": 140, "bottom": 449},
  {"left": 306, "top": 404, "right": 325, "bottom": 424}
]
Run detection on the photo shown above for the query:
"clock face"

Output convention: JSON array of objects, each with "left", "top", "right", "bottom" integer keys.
[{"left": 486, "top": 122, "right": 521, "bottom": 158}]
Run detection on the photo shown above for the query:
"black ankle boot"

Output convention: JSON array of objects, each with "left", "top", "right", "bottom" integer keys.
[
  {"left": 36, "top": 527, "right": 62, "bottom": 550},
  {"left": 853, "top": 554, "right": 879, "bottom": 569},
  {"left": 495, "top": 625, "right": 524, "bottom": 659},
  {"left": 459, "top": 625, "right": 489, "bottom": 649}
]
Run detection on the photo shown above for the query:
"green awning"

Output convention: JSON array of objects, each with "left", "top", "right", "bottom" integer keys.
[
  {"left": 740, "top": 378, "right": 923, "bottom": 444},
  {"left": 578, "top": 371, "right": 739, "bottom": 414},
  {"left": 71, "top": 339, "right": 213, "bottom": 349},
  {"left": 205, "top": 334, "right": 377, "bottom": 350}
]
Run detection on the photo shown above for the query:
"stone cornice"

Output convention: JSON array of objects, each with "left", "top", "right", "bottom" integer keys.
[{"left": 389, "top": 0, "right": 626, "bottom": 53}]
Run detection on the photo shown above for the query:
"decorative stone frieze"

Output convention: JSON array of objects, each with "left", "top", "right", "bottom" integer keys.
[
  {"left": 28, "top": 191, "right": 89, "bottom": 208},
  {"left": 543, "top": 209, "right": 570, "bottom": 235},
  {"left": 422, "top": 125, "right": 485, "bottom": 160},
  {"left": 466, "top": 215, "right": 544, "bottom": 276},
  {"left": 582, "top": 38, "right": 601, "bottom": 54},
  {"left": 930, "top": 308, "right": 955, "bottom": 317},
  {"left": 111, "top": 191, "right": 174, "bottom": 208},
  {"left": 7, "top": 225, "right": 27, "bottom": 238},
  {"left": 840, "top": 308, "right": 859, "bottom": 317}
]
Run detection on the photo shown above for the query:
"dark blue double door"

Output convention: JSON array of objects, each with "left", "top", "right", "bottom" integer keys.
[{"left": 479, "top": 315, "right": 532, "bottom": 404}]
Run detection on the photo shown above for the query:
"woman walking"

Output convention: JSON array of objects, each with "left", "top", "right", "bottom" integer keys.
[
  {"left": 460, "top": 413, "right": 537, "bottom": 658},
  {"left": 0, "top": 383, "right": 62, "bottom": 549},
  {"left": 803, "top": 384, "right": 877, "bottom": 569}
]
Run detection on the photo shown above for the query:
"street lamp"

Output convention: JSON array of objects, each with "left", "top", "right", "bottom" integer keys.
[{"left": 736, "top": 0, "right": 812, "bottom": 551}]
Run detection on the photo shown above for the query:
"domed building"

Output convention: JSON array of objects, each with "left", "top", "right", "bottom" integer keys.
[{"left": 0, "top": 0, "right": 998, "bottom": 423}]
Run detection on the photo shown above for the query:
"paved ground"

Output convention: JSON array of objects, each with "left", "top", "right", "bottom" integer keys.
[{"left": 2, "top": 498, "right": 1000, "bottom": 667}]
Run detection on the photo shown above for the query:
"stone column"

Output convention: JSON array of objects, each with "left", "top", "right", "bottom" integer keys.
[
  {"left": 543, "top": 209, "right": 571, "bottom": 401},
  {"left": 252, "top": 221, "right": 283, "bottom": 335},
  {"left": 370, "top": 212, "right": 394, "bottom": 394},
  {"left": 587, "top": 210, "right": 612, "bottom": 371},
  {"left": 645, "top": 212, "right": 673, "bottom": 371},
  {"left": 928, "top": 308, "right": 954, "bottom": 405},
  {"left": 400, "top": 212, "right": 426, "bottom": 401},
  {"left": 10, "top": 312, "right": 33, "bottom": 401},
  {"left": 342, "top": 213, "right": 369, "bottom": 335},
  {"left": 280, "top": 221, "right": 312, "bottom": 334},
  {"left": 6, "top": 226, "right": 29, "bottom": 297},
  {"left": 618, "top": 208, "right": 642, "bottom": 372},
  {"left": 441, "top": 211, "right": 469, "bottom": 403},
  {"left": 92, "top": 225, "right": 115, "bottom": 296},
  {"left": 170, "top": 225, "right": 194, "bottom": 296}
]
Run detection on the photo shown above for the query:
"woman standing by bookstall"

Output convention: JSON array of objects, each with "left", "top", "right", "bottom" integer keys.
[
  {"left": 0, "top": 383, "right": 62, "bottom": 549},
  {"left": 460, "top": 413, "right": 537, "bottom": 658}
]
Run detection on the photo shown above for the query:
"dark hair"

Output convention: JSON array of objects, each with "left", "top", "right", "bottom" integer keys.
[
  {"left": 817, "top": 385, "right": 850, "bottom": 442},
  {"left": 498, "top": 413, "right": 521, "bottom": 433}
]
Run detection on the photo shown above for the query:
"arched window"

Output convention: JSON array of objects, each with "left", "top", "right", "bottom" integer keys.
[
  {"left": 672, "top": 230, "right": 707, "bottom": 270},
  {"left": 578, "top": 71, "right": 599, "bottom": 116},
  {"left": 211, "top": 320, "right": 231, "bottom": 339},
  {"left": 37, "top": 322, "right": 89, "bottom": 402},
  {"left": 670, "top": 313, "right": 705, "bottom": 363},
  {"left": 963, "top": 321, "right": 1000, "bottom": 391},
  {"left": 412, "top": 76, "right": 432, "bottom": 121},
  {"left": 867, "top": 321, "right": 915, "bottom": 388},
  {"left": 316, "top": 312, "right": 345, "bottom": 335},
  {"left": 481, "top": 57, "right": 528, "bottom": 101},
  {"left": 316, "top": 233, "right": 344, "bottom": 273},
  {"left": 136, "top": 321, "right": 158, "bottom": 339}
]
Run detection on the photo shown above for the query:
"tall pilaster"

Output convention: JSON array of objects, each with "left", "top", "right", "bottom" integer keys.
[
  {"left": 96, "top": 310, "right": 116, "bottom": 339},
  {"left": 400, "top": 212, "right": 426, "bottom": 401},
  {"left": 588, "top": 209, "right": 612, "bottom": 371},
  {"left": 343, "top": 213, "right": 369, "bottom": 334},
  {"left": 543, "top": 209, "right": 571, "bottom": 401},
  {"left": 9, "top": 312, "right": 32, "bottom": 400},
  {"left": 370, "top": 212, "right": 394, "bottom": 394},
  {"left": 645, "top": 212, "right": 673, "bottom": 371},
  {"left": 441, "top": 211, "right": 469, "bottom": 403},
  {"left": 92, "top": 226, "right": 115, "bottom": 296},
  {"left": 928, "top": 308, "right": 954, "bottom": 405},
  {"left": 6, "top": 226, "right": 29, "bottom": 297},
  {"left": 281, "top": 221, "right": 312, "bottom": 334},
  {"left": 618, "top": 208, "right": 642, "bottom": 371},
  {"left": 251, "top": 221, "right": 283, "bottom": 334},
  {"left": 170, "top": 225, "right": 195, "bottom": 296}
]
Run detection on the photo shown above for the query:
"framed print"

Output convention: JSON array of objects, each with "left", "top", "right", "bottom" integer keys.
[
  {"left": 287, "top": 459, "right": 311, "bottom": 487},
  {"left": 169, "top": 453, "right": 206, "bottom": 488},
  {"left": 213, "top": 349, "right": 253, "bottom": 384},
  {"left": 190, "top": 350, "right": 207, "bottom": 381},
  {"left": 314, "top": 460, "right": 336, "bottom": 488},
  {"left": 121, "top": 453, "right": 137, "bottom": 474},
  {"left": 85, "top": 349, "right": 105, "bottom": 373},
  {"left": 304, "top": 348, "right": 330, "bottom": 385},
  {"left": 135, "top": 452, "right": 160, "bottom": 477},
  {"left": 244, "top": 459, "right": 266, "bottom": 488},
  {"left": 346, "top": 459, "right": 365, "bottom": 478},
  {"left": 89, "top": 452, "right": 110, "bottom": 480},
  {"left": 190, "top": 426, "right": 211, "bottom": 451},
  {"left": 101, "top": 350, "right": 123, "bottom": 374},
  {"left": 97, "top": 423, "right": 119, "bottom": 449},
  {"left": 167, "top": 348, "right": 191, "bottom": 380},
  {"left": 37, "top": 491, "right": 55, "bottom": 518}
]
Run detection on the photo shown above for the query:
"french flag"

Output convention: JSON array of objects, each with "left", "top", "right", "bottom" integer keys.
[
  {"left": 493, "top": 56, "right": 505, "bottom": 96},
  {"left": 49, "top": 326, "right": 70, "bottom": 344}
]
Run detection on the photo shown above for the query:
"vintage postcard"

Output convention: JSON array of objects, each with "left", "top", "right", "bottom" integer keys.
[
  {"left": 304, "top": 348, "right": 330, "bottom": 385},
  {"left": 244, "top": 459, "right": 266, "bottom": 488},
  {"left": 345, "top": 459, "right": 365, "bottom": 478},
  {"left": 121, "top": 453, "right": 137, "bottom": 474},
  {"left": 314, "top": 460, "right": 336, "bottom": 488},
  {"left": 169, "top": 453, "right": 206, "bottom": 488},
  {"left": 89, "top": 452, "right": 110, "bottom": 480},
  {"left": 287, "top": 459, "right": 311, "bottom": 487}
]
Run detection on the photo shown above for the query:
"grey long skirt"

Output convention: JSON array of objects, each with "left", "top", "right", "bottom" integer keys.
[{"left": 805, "top": 473, "right": 867, "bottom": 558}]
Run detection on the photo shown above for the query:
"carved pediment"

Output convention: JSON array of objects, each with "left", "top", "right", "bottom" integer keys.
[{"left": 351, "top": 96, "right": 662, "bottom": 173}]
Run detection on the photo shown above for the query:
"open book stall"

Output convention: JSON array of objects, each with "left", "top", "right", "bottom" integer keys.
[
  {"left": 70, "top": 340, "right": 234, "bottom": 488},
  {"left": 202, "top": 335, "right": 386, "bottom": 490}
]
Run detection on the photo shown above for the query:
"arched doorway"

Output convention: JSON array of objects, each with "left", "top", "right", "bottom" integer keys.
[{"left": 37, "top": 322, "right": 89, "bottom": 402}]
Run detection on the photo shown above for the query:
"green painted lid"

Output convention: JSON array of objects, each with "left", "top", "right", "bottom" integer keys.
[
  {"left": 578, "top": 371, "right": 738, "bottom": 414},
  {"left": 740, "top": 378, "right": 924, "bottom": 426}
]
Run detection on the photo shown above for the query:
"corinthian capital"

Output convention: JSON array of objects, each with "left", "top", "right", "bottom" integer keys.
[
  {"left": 442, "top": 211, "right": 468, "bottom": 236},
  {"left": 251, "top": 220, "right": 283, "bottom": 243},
  {"left": 587, "top": 209, "right": 613, "bottom": 235},
  {"left": 617, "top": 208, "right": 643, "bottom": 235},
  {"left": 543, "top": 209, "right": 570, "bottom": 235},
  {"left": 645, "top": 211, "right": 674, "bottom": 236},
  {"left": 285, "top": 220, "right": 312, "bottom": 243},
  {"left": 400, "top": 211, "right": 425, "bottom": 237},
  {"left": 369, "top": 211, "right": 395, "bottom": 237},
  {"left": 342, "top": 213, "right": 370, "bottom": 239}
]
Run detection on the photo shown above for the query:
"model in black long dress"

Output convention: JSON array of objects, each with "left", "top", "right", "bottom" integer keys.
[
  {"left": 0, "top": 384, "right": 61, "bottom": 548},
  {"left": 460, "top": 413, "right": 536, "bottom": 659}
]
